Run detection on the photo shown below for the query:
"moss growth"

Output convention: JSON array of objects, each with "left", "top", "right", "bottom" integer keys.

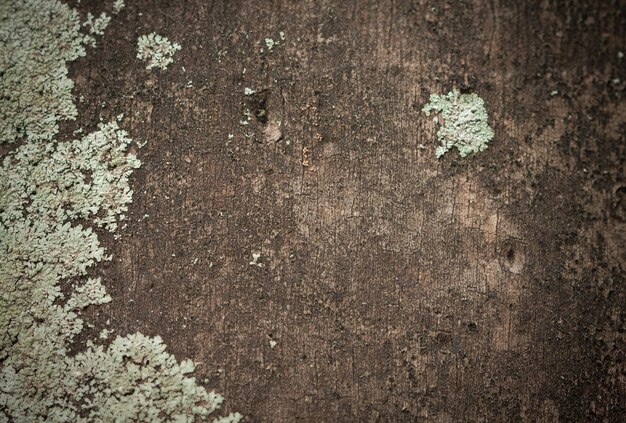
[
  {"left": 422, "top": 89, "right": 494, "bottom": 158},
  {"left": 0, "top": 1, "right": 240, "bottom": 421}
]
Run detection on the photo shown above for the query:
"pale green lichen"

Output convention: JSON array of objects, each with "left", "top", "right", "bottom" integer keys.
[
  {"left": 0, "top": 0, "right": 100, "bottom": 144},
  {"left": 84, "top": 12, "right": 111, "bottom": 36},
  {"left": 0, "top": 218, "right": 105, "bottom": 355},
  {"left": 0, "top": 121, "right": 138, "bottom": 353},
  {"left": 215, "top": 413, "right": 247, "bottom": 423},
  {"left": 0, "top": 122, "right": 238, "bottom": 422},
  {"left": 0, "top": 121, "right": 140, "bottom": 232},
  {"left": 137, "top": 33, "right": 182, "bottom": 70},
  {"left": 264, "top": 38, "right": 275, "bottom": 50},
  {"left": 422, "top": 89, "right": 494, "bottom": 158},
  {"left": 262, "top": 32, "right": 285, "bottom": 53},
  {"left": 112, "top": 0, "right": 125, "bottom": 15},
  {"left": 68, "top": 334, "right": 226, "bottom": 422},
  {"left": 0, "top": 1, "right": 240, "bottom": 421}
]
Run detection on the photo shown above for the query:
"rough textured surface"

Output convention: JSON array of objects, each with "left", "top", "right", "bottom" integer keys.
[
  {"left": 3, "top": 0, "right": 626, "bottom": 422},
  {"left": 72, "top": 0, "right": 624, "bottom": 421},
  {"left": 0, "top": 1, "right": 238, "bottom": 421},
  {"left": 0, "top": 118, "right": 232, "bottom": 421}
]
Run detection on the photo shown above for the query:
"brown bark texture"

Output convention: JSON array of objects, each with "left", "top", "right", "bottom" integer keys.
[{"left": 71, "top": 0, "right": 624, "bottom": 421}]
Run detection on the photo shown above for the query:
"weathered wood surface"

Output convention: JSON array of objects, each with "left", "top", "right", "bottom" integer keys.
[{"left": 74, "top": 0, "right": 624, "bottom": 421}]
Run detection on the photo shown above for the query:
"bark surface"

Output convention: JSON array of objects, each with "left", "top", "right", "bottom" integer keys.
[{"left": 70, "top": 0, "right": 625, "bottom": 421}]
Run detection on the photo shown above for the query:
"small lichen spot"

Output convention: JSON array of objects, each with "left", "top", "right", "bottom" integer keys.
[
  {"left": 264, "top": 38, "right": 275, "bottom": 50},
  {"left": 422, "top": 89, "right": 494, "bottom": 158},
  {"left": 136, "top": 32, "right": 182, "bottom": 70},
  {"left": 112, "top": 0, "right": 125, "bottom": 14},
  {"left": 84, "top": 12, "right": 111, "bottom": 35}
]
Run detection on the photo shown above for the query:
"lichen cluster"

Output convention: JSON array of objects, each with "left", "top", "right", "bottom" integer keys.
[
  {"left": 84, "top": 12, "right": 112, "bottom": 36},
  {"left": 136, "top": 33, "right": 182, "bottom": 70},
  {"left": 422, "top": 89, "right": 494, "bottom": 158},
  {"left": 0, "top": 0, "right": 98, "bottom": 144},
  {"left": 112, "top": 0, "right": 125, "bottom": 15},
  {"left": 0, "top": 121, "right": 139, "bottom": 358},
  {"left": 0, "top": 1, "right": 239, "bottom": 421}
]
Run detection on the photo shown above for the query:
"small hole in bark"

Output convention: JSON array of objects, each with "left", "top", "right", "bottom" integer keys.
[
  {"left": 506, "top": 247, "right": 515, "bottom": 261},
  {"left": 245, "top": 91, "right": 269, "bottom": 125},
  {"left": 500, "top": 239, "right": 525, "bottom": 274},
  {"left": 253, "top": 98, "right": 268, "bottom": 124}
]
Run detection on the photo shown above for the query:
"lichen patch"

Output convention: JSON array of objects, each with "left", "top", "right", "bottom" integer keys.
[
  {"left": 0, "top": 1, "right": 240, "bottom": 421},
  {"left": 422, "top": 89, "right": 494, "bottom": 158},
  {"left": 112, "top": 0, "right": 125, "bottom": 15},
  {"left": 0, "top": 0, "right": 94, "bottom": 144},
  {"left": 136, "top": 32, "right": 182, "bottom": 70}
]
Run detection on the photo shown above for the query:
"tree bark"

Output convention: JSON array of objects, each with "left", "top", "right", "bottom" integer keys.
[{"left": 74, "top": 0, "right": 625, "bottom": 421}]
